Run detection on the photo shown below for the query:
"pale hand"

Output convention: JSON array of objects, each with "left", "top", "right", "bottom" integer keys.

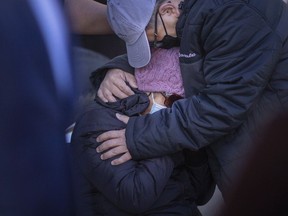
[
  {"left": 97, "top": 68, "right": 137, "bottom": 102},
  {"left": 96, "top": 113, "right": 131, "bottom": 165}
]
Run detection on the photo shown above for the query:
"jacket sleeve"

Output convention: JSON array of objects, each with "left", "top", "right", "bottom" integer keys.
[
  {"left": 125, "top": 3, "right": 283, "bottom": 159},
  {"left": 71, "top": 102, "right": 175, "bottom": 214},
  {"left": 89, "top": 54, "right": 134, "bottom": 90}
]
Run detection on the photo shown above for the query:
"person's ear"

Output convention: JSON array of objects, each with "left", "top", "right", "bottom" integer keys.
[{"left": 158, "top": 1, "right": 180, "bottom": 17}]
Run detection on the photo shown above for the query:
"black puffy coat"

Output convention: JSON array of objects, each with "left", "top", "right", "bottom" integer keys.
[
  {"left": 91, "top": 0, "right": 288, "bottom": 199},
  {"left": 71, "top": 90, "right": 215, "bottom": 216}
]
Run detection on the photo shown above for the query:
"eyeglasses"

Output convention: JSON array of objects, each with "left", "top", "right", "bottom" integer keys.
[{"left": 162, "top": 93, "right": 183, "bottom": 107}]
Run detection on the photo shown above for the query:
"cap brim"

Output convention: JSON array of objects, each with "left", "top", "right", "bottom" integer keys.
[{"left": 126, "top": 32, "right": 151, "bottom": 68}]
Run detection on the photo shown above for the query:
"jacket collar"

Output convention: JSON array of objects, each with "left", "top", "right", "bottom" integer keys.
[{"left": 176, "top": 0, "right": 198, "bottom": 38}]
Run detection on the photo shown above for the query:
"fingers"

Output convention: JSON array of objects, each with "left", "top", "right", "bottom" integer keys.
[
  {"left": 113, "top": 84, "right": 134, "bottom": 100},
  {"left": 95, "top": 129, "right": 131, "bottom": 165},
  {"left": 96, "top": 130, "right": 125, "bottom": 150},
  {"left": 111, "top": 152, "right": 132, "bottom": 165},
  {"left": 99, "top": 145, "right": 128, "bottom": 160},
  {"left": 124, "top": 73, "right": 137, "bottom": 89},
  {"left": 116, "top": 113, "right": 129, "bottom": 124},
  {"left": 97, "top": 69, "right": 137, "bottom": 102},
  {"left": 97, "top": 87, "right": 117, "bottom": 103},
  {"left": 96, "top": 136, "right": 124, "bottom": 153},
  {"left": 96, "top": 129, "right": 128, "bottom": 155},
  {"left": 113, "top": 71, "right": 135, "bottom": 98}
]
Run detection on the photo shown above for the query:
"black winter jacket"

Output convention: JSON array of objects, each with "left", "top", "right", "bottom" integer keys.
[
  {"left": 71, "top": 90, "right": 215, "bottom": 216},
  {"left": 91, "top": 0, "right": 288, "bottom": 199}
]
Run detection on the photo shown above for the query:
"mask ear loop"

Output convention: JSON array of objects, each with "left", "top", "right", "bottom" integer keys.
[
  {"left": 153, "top": 10, "right": 169, "bottom": 48},
  {"left": 158, "top": 13, "right": 168, "bottom": 35},
  {"left": 151, "top": 92, "right": 156, "bottom": 103},
  {"left": 153, "top": 11, "right": 159, "bottom": 48}
]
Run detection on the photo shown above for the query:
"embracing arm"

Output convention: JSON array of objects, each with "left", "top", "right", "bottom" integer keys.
[
  {"left": 90, "top": 54, "right": 137, "bottom": 102},
  {"left": 125, "top": 3, "right": 282, "bottom": 160}
]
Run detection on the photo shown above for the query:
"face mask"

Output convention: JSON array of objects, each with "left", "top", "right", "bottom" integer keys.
[
  {"left": 149, "top": 12, "right": 180, "bottom": 49},
  {"left": 149, "top": 93, "right": 166, "bottom": 114},
  {"left": 152, "top": 34, "right": 180, "bottom": 49}
]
